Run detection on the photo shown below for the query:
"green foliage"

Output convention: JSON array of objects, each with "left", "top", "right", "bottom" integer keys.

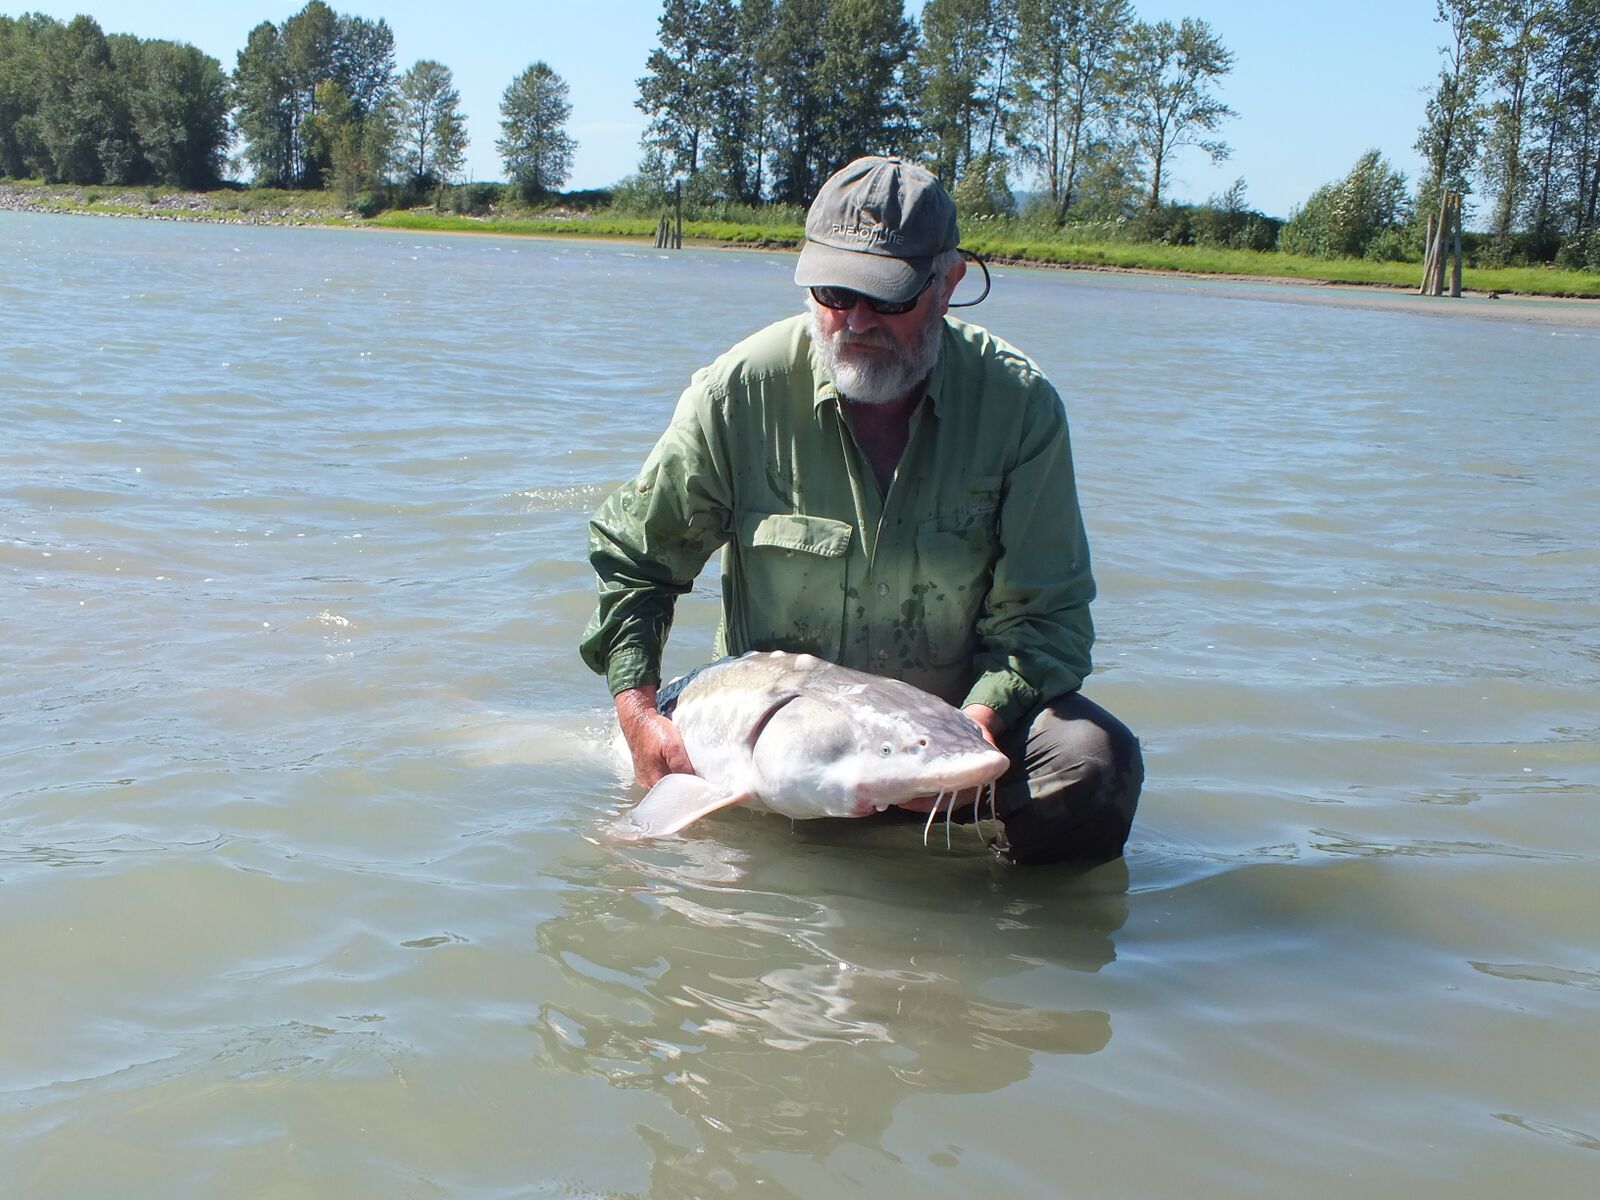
[
  {"left": 952, "top": 151, "right": 1016, "bottom": 217},
  {"left": 814, "top": 0, "right": 918, "bottom": 174},
  {"left": 914, "top": 0, "right": 1000, "bottom": 184},
  {"left": 0, "top": 14, "right": 228, "bottom": 188},
  {"left": 397, "top": 59, "right": 467, "bottom": 189},
  {"left": 498, "top": 61, "right": 576, "bottom": 198},
  {"left": 446, "top": 181, "right": 505, "bottom": 215},
  {"left": 1279, "top": 150, "right": 1411, "bottom": 260},
  {"left": 1415, "top": 0, "right": 1491, "bottom": 203},
  {"left": 1555, "top": 229, "right": 1600, "bottom": 272},
  {"left": 1012, "top": 0, "right": 1131, "bottom": 219},
  {"left": 231, "top": 3, "right": 397, "bottom": 189},
  {"left": 1117, "top": 17, "right": 1235, "bottom": 208}
]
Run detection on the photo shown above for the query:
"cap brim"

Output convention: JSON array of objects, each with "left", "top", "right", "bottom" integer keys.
[{"left": 794, "top": 241, "right": 933, "bottom": 303}]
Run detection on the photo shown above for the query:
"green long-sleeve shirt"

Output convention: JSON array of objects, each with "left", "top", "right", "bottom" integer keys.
[{"left": 579, "top": 313, "right": 1096, "bottom": 730}]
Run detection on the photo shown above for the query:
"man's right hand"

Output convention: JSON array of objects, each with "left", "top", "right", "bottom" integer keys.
[{"left": 614, "top": 685, "right": 695, "bottom": 787}]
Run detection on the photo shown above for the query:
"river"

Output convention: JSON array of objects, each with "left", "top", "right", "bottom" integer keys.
[{"left": 3, "top": 211, "right": 1596, "bottom": 1198}]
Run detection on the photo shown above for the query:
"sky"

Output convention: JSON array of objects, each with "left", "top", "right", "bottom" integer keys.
[{"left": 13, "top": 0, "right": 1454, "bottom": 219}]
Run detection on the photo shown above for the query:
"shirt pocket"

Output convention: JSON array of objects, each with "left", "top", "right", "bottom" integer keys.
[
  {"left": 914, "top": 479, "right": 1001, "bottom": 668},
  {"left": 728, "top": 512, "right": 853, "bottom": 661}
]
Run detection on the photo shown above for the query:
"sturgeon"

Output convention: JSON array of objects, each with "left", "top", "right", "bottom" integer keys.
[{"left": 613, "top": 650, "right": 1012, "bottom": 840}]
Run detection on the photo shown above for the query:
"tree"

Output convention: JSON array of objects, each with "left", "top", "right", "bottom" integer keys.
[
  {"left": 763, "top": 0, "right": 829, "bottom": 203},
  {"left": 332, "top": 12, "right": 395, "bottom": 122},
  {"left": 0, "top": 14, "right": 55, "bottom": 178},
  {"left": 1480, "top": 0, "right": 1551, "bottom": 256},
  {"left": 233, "top": 20, "right": 295, "bottom": 186},
  {"left": 231, "top": 3, "right": 396, "bottom": 190},
  {"left": 706, "top": 0, "right": 772, "bottom": 203},
  {"left": 1117, "top": 17, "right": 1235, "bottom": 209},
  {"left": 498, "top": 61, "right": 576, "bottom": 199},
  {"left": 282, "top": 0, "right": 339, "bottom": 185},
  {"left": 813, "top": 0, "right": 917, "bottom": 183},
  {"left": 397, "top": 60, "right": 467, "bottom": 189},
  {"left": 637, "top": 0, "right": 720, "bottom": 183},
  {"left": 34, "top": 15, "right": 123, "bottom": 183},
  {"left": 1013, "top": 0, "right": 1132, "bottom": 219},
  {"left": 126, "top": 38, "right": 230, "bottom": 189},
  {"left": 916, "top": 0, "right": 995, "bottom": 184},
  {"left": 1416, "top": 0, "right": 1493, "bottom": 217},
  {"left": 1279, "top": 150, "right": 1410, "bottom": 259}
]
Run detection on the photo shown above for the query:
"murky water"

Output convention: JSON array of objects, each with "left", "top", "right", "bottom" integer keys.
[{"left": 3, "top": 212, "right": 1596, "bottom": 1198}]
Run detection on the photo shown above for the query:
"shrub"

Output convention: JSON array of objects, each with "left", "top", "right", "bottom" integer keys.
[
  {"left": 349, "top": 191, "right": 383, "bottom": 218},
  {"left": 1279, "top": 150, "right": 1410, "bottom": 259},
  {"left": 1555, "top": 229, "right": 1600, "bottom": 272},
  {"left": 448, "top": 182, "right": 503, "bottom": 215}
]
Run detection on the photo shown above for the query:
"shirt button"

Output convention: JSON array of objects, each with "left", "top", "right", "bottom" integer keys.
[
  {"left": 876, "top": 649, "right": 889, "bottom": 661},
  {"left": 876, "top": 582, "right": 890, "bottom": 596}
]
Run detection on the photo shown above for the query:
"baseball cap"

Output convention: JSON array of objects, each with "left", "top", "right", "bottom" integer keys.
[{"left": 794, "top": 156, "right": 960, "bottom": 303}]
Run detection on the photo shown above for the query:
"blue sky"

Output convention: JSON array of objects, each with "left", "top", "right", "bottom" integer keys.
[{"left": 15, "top": 1, "right": 1450, "bottom": 218}]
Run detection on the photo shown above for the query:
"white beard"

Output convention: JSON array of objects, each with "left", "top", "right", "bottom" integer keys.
[{"left": 809, "top": 307, "right": 945, "bottom": 406}]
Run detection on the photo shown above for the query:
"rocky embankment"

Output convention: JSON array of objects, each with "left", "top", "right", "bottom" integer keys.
[{"left": 0, "top": 183, "right": 346, "bottom": 225}]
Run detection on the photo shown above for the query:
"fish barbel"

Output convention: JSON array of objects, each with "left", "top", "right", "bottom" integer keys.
[{"left": 613, "top": 650, "right": 1012, "bottom": 840}]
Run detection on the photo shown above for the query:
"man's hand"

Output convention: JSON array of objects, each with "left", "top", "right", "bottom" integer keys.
[
  {"left": 896, "top": 703, "right": 1007, "bottom": 813},
  {"left": 962, "top": 703, "right": 1005, "bottom": 749},
  {"left": 615, "top": 685, "right": 695, "bottom": 788}
]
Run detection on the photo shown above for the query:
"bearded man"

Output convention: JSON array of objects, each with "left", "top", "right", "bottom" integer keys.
[{"left": 580, "top": 155, "right": 1142, "bottom": 864}]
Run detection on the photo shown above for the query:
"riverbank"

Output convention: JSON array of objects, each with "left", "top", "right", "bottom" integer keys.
[{"left": 7, "top": 181, "right": 1600, "bottom": 301}]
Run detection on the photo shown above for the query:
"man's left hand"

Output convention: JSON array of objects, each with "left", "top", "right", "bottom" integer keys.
[{"left": 895, "top": 703, "right": 1007, "bottom": 814}]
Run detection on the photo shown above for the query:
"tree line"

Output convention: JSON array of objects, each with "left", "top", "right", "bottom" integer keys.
[
  {"left": 0, "top": 3, "right": 577, "bottom": 202},
  {"left": 4, "top": 1, "right": 1598, "bottom": 269},
  {"left": 1414, "top": 0, "right": 1600, "bottom": 266},
  {"left": 633, "top": 0, "right": 1236, "bottom": 218}
]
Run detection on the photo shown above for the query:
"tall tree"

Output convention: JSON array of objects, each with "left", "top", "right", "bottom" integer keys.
[
  {"left": 705, "top": 0, "right": 772, "bottom": 203},
  {"left": 813, "top": 0, "right": 917, "bottom": 183},
  {"left": 397, "top": 59, "right": 467, "bottom": 189},
  {"left": 1117, "top": 17, "right": 1235, "bottom": 209},
  {"left": 0, "top": 14, "right": 57, "bottom": 178},
  {"left": 1416, "top": 0, "right": 1493, "bottom": 216},
  {"left": 916, "top": 0, "right": 994, "bottom": 184},
  {"left": 332, "top": 13, "right": 395, "bottom": 122},
  {"left": 1013, "top": 0, "right": 1132, "bottom": 219},
  {"left": 498, "top": 61, "right": 576, "bottom": 199},
  {"left": 637, "top": 0, "right": 721, "bottom": 183},
  {"left": 125, "top": 37, "right": 230, "bottom": 188},
  {"left": 763, "top": 0, "right": 829, "bottom": 203},
  {"left": 233, "top": 20, "right": 295, "bottom": 186},
  {"left": 1482, "top": 1, "right": 1552, "bottom": 255}
]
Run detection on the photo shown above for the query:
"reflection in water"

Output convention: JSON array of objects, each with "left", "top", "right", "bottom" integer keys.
[{"left": 533, "top": 838, "right": 1126, "bottom": 1191}]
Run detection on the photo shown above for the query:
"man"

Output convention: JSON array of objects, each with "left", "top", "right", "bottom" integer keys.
[{"left": 580, "top": 155, "right": 1142, "bottom": 864}]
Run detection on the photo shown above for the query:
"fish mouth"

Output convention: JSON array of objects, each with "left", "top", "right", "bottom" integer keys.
[{"left": 857, "top": 750, "right": 1011, "bottom": 807}]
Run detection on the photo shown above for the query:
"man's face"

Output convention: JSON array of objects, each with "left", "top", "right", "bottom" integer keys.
[{"left": 807, "top": 259, "right": 967, "bottom": 406}]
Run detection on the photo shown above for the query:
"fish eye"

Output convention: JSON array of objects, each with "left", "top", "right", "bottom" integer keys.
[{"left": 880, "top": 742, "right": 892, "bottom": 756}]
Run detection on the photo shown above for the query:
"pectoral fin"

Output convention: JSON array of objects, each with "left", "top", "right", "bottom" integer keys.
[{"left": 613, "top": 774, "right": 748, "bottom": 839}]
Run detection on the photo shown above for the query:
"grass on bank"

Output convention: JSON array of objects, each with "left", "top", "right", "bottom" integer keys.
[{"left": 8, "top": 179, "right": 1600, "bottom": 297}]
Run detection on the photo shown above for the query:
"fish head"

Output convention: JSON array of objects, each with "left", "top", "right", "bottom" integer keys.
[{"left": 748, "top": 683, "right": 1011, "bottom": 818}]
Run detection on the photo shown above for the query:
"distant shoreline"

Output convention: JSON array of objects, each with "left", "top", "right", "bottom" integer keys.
[{"left": 7, "top": 182, "right": 1598, "bottom": 324}]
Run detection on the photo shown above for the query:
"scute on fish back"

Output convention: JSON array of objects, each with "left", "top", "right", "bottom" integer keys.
[{"left": 613, "top": 650, "right": 1011, "bottom": 840}]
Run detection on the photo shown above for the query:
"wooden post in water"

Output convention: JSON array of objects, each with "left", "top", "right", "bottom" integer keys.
[
  {"left": 1449, "top": 193, "right": 1464, "bottom": 297},
  {"left": 1427, "top": 214, "right": 1440, "bottom": 296},
  {"left": 674, "top": 182, "right": 683, "bottom": 250},
  {"left": 1420, "top": 190, "right": 1463, "bottom": 297}
]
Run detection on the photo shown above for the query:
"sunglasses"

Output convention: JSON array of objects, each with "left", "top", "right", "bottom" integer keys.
[{"left": 809, "top": 274, "right": 934, "bottom": 316}]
